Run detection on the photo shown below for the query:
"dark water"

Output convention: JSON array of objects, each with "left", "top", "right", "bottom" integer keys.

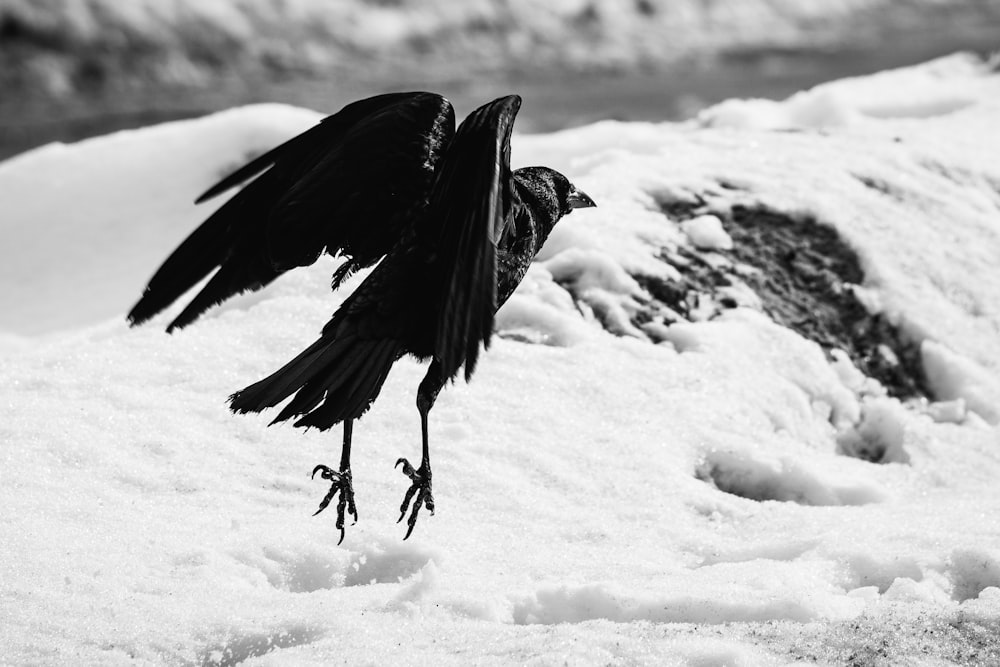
[{"left": 0, "top": 25, "right": 996, "bottom": 162}]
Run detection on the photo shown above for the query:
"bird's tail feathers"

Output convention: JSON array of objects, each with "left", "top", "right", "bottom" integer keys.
[{"left": 229, "top": 333, "right": 400, "bottom": 431}]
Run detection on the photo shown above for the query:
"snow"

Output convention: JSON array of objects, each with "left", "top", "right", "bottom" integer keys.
[
  {"left": 680, "top": 214, "right": 734, "bottom": 250},
  {"left": 922, "top": 340, "right": 1000, "bottom": 425},
  {"left": 0, "top": 103, "right": 321, "bottom": 336},
  {"left": 3, "top": 55, "right": 1000, "bottom": 664},
  {"left": 696, "top": 52, "right": 1000, "bottom": 130}
]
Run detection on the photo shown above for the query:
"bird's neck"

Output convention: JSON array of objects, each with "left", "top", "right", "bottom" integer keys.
[{"left": 509, "top": 177, "right": 558, "bottom": 254}]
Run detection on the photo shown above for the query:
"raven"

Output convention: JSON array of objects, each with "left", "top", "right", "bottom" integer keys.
[{"left": 129, "top": 93, "right": 595, "bottom": 541}]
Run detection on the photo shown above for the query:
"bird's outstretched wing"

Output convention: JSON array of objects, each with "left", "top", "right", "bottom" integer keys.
[
  {"left": 422, "top": 94, "right": 521, "bottom": 381},
  {"left": 127, "top": 92, "right": 455, "bottom": 332}
]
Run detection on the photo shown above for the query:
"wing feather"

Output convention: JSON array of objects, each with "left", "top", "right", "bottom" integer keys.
[
  {"left": 423, "top": 94, "right": 521, "bottom": 381},
  {"left": 128, "top": 92, "right": 455, "bottom": 331}
]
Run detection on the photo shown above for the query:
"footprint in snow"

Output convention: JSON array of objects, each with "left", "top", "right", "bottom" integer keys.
[
  {"left": 235, "top": 539, "right": 438, "bottom": 591},
  {"left": 197, "top": 624, "right": 323, "bottom": 666},
  {"left": 695, "top": 449, "right": 885, "bottom": 506}
]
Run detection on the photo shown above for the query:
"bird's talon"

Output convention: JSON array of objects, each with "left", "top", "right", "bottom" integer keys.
[
  {"left": 312, "top": 464, "right": 356, "bottom": 542},
  {"left": 395, "top": 457, "right": 417, "bottom": 478},
  {"left": 396, "top": 462, "right": 433, "bottom": 538},
  {"left": 312, "top": 464, "right": 341, "bottom": 482}
]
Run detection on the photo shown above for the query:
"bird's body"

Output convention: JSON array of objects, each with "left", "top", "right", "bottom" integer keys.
[
  {"left": 228, "top": 165, "right": 571, "bottom": 430},
  {"left": 130, "top": 92, "right": 595, "bottom": 540}
]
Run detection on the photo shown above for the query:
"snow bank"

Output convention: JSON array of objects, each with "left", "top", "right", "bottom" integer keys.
[
  {"left": 698, "top": 52, "right": 1000, "bottom": 130},
  {"left": 3, "top": 56, "right": 1000, "bottom": 664},
  {"left": 0, "top": 103, "right": 320, "bottom": 335}
]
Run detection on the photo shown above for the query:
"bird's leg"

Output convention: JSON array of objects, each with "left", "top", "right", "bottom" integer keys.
[
  {"left": 396, "top": 361, "right": 443, "bottom": 539},
  {"left": 312, "top": 419, "right": 358, "bottom": 545}
]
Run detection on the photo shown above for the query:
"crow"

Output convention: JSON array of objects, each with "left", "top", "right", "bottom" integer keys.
[{"left": 129, "top": 93, "right": 596, "bottom": 541}]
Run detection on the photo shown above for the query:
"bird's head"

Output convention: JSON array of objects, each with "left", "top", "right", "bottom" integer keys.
[
  {"left": 514, "top": 166, "right": 596, "bottom": 221},
  {"left": 565, "top": 182, "right": 597, "bottom": 212}
]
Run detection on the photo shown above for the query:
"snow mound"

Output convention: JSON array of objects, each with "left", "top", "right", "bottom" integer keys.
[
  {"left": 698, "top": 53, "right": 1000, "bottom": 130},
  {"left": 0, "top": 103, "right": 321, "bottom": 335}
]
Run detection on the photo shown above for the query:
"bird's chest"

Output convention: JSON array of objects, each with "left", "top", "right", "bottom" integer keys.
[{"left": 496, "top": 244, "right": 535, "bottom": 306}]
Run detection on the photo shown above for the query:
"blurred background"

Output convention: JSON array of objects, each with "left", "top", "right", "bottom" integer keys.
[{"left": 1, "top": 0, "right": 998, "bottom": 162}]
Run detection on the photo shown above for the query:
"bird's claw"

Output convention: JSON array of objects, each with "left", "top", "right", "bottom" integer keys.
[
  {"left": 395, "top": 458, "right": 434, "bottom": 540},
  {"left": 311, "top": 464, "right": 358, "bottom": 545}
]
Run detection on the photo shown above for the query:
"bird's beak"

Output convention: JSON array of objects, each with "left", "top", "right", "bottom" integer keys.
[{"left": 568, "top": 187, "right": 597, "bottom": 209}]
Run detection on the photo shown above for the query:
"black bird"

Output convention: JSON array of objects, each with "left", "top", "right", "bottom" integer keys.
[{"left": 129, "top": 92, "right": 596, "bottom": 541}]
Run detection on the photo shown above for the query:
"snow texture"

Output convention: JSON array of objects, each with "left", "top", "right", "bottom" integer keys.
[
  {"left": 2, "top": 54, "right": 1000, "bottom": 665},
  {"left": 680, "top": 214, "right": 734, "bottom": 250}
]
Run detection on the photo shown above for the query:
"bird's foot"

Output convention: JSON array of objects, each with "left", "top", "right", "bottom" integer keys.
[
  {"left": 394, "top": 458, "right": 434, "bottom": 540},
  {"left": 311, "top": 464, "right": 358, "bottom": 545}
]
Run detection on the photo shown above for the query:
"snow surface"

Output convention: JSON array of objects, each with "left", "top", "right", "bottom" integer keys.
[
  {"left": 3, "top": 55, "right": 1000, "bottom": 664},
  {"left": 697, "top": 53, "right": 1000, "bottom": 130}
]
